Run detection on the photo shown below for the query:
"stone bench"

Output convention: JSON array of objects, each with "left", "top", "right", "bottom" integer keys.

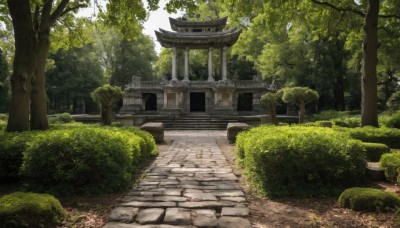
[
  {"left": 140, "top": 122, "right": 164, "bottom": 143},
  {"left": 227, "top": 122, "right": 249, "bottom": 143}
]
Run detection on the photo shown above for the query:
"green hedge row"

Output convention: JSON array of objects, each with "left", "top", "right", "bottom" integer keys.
[
  {"left": 0, "top": 123, "right": 157, "bottom": 196},
  {"left": 379, "top": 152, "right": 400, "bottom": 184},
  {"left": 236, "top": 125, "right": 367, "bottom": 197},
  {"left": 337, "top": 127, "right": 400, "bottom": 149}
]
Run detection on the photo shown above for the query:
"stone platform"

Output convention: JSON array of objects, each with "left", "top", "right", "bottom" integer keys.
[{"left": 104, "top": 130, "right": 252, "bottom": 228}]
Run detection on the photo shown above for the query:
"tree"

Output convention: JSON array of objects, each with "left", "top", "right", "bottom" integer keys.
[
  {"left": 46, "top": 45, "right": 103, "bottom": 113},
  {"left": 279, "top": 87, "right": 319, "bottom": 123},
  {"left": 260, "top": 92, "right": 280, "bottom": 125},
  {"left": 91, "top": 84, "right": 123, "bottom": 125},
  {"left": 310, "top": 0, "right": 400, "bottom": 126},
  {"left": 2, "top": 0, "right": 158, "bottom": 132},
  {"left": 0, "top": 48, "right": 9, "bottom": 113}
]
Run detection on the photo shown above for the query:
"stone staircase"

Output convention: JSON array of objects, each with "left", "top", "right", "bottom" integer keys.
[{"left": 145, "top": 114, "right": 260, "bottom": 130}]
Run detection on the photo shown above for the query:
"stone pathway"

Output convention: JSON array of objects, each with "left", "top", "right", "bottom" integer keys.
[{"left": 104, "top": 130, "right": 252, "bottom": 228}]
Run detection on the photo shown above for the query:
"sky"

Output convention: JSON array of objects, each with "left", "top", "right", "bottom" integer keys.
[{"left": 78, "top": 0, "right": 183, "bottom": 54}]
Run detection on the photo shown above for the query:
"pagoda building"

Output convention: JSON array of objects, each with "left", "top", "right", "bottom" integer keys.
[{"left": 120, "top": 17, "right": 268, "bottom": 117}]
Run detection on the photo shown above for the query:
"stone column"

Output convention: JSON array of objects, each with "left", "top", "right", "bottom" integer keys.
[
  {"left": 183, "top": 47, "right": 190, "bottom": 81},
  {"left": 208, "top": 47, "right": 214, "bottom": 82},
  {"left": 221, "top": 46, "right": 227, "bottom": 81},
  {"left": 171, "top": 47, "right": 177, "bottom": 81}
]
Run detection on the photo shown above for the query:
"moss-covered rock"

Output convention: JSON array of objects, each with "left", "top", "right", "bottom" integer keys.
[
  {"left": 0, "top": 192, "right": 65, "bottom": 227},
  {"left": 338, "top": 187, "right": 400, "bottom": 212},
  {"left": 362, "top": 142, "right": 390, "bottom": 162}
]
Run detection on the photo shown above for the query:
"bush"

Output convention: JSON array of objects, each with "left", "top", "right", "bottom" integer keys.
[
  {"left": 48, "top": 112, "right": 73, "bottom": 124},
  {"left": 302, "top": 121, "right": 333, "bottom": 128},
  {"left": 236, "top": 125, "right": 367, "bottom": 197},
  {"left": 338, "top": 187, "right": 400, "bottom": 212},
  {"left": 340, "top": 127, "right": 400, "bottom": 148},
  {"left": 385, "top": 111, "right": 400, "bottom": 129},
  {"left": 332, "top": 117, "right": 361, "bottom": 128},
  {"left": 379, "top": 152, "right": 400, "bottom": 184},
  {"left": 312, "top": 110, "right": 360, "bottom": 121},
  {"left": 362, "top": 142, "right": 390, "bottom": 162},
  {"left": 111, "top": 121, "right": 123, "bottom": 127},
  {"left": 0, "top": 113, "right": 7, "bottom": 120},
  {"left": 0, "top": 192, "right": 65, "bottom": 227},
  {"left": 21, "top": 128, "right": 134, "bottom": 195},
  {"left": 0, "top": 132, "right": 36, "bottom": 183}
]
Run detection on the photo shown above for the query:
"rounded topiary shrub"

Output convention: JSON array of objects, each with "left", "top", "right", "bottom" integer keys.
[
  {"left": 236, "top": 126, "right": 367, "bottom": 197},
  {"left": 385, "top": 111, "right": 400, "bottom": 129},
  {"left": 362, "top": 142, "right": 390, "bottom": 162},
  {"left": 379, "top": 152, "right": 400, "bottom": 184},
  {"left": 338, "top": 187, "right": 400, "bottom": 212},
  {"left": 21, "top": 128, "right": 133, "bottom": 195},
  {"left": 0, "top": 192, "right": 65, "bottom": 227}
]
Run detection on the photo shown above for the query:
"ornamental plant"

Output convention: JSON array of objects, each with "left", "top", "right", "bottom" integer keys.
[{"left": 91, "top": 84, "right": 123, "bottom": 125}]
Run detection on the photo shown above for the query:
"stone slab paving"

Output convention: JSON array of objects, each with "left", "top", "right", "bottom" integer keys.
[{"left": 104, "top": 130, "right": 252, "bottom": 228}]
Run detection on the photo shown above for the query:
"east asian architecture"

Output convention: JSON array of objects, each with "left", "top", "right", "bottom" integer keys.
[{"left": 120, "top": 17, "right": 268, "bottom": 117}]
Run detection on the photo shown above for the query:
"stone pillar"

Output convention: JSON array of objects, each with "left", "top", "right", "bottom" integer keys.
[
  {"left": 221, "top": 46, "right": 227, "bottom": 81},
  {"left": 171, "top": 47, "right": 177, "bottom": 81},
  {"left": 208, "top": 47, "right": 214, "bottom": 82},
  {"left": 183, "top": 47, "right": 190, "bottom": 81}
]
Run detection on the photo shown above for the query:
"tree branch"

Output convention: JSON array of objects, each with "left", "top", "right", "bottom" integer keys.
[
  {"left": 378, "top": 14, "right": 400, "bottom": 19},
  {"left": 310, "top": 0, "right": 365, "bottom": 17},
  {"left": 60, "top": 4, "right": 88, "bottom": 17},
  {"left": 50, "top": 0, "right": 69, "bottom": 25}
]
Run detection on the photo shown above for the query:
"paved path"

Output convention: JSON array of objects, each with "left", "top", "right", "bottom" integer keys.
[{"left": 104, "top": 130, "right": 252, "bottom": 228}]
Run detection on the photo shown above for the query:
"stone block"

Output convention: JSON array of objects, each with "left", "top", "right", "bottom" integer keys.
[
  {"left": 141, "top": 122, "right": 164, "bottom": 143},
  {"left": 109, "top": 207, "right": 139, "bottom": 223},
  {"left": 221, "top": 207, "right": 250, "bottom": 216},
  {"left": 164, "top": 208, "right": 191, "bottom": 225},
  {"left": 227, "top": 122, "right": 249, "bottom": 143},
  {"left": 218, "top": 217, "right": 252, "bottom": 228},
  {"left": 136, "top": 208, "right": 165, "bottom": 224}
]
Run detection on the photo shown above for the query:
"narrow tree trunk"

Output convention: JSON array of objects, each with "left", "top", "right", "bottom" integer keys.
[
  {"left": 299, "top": 103, "right": 306, "bottom": 123},
  {"left": 361, "top": 0, "right": 379, "bottom": 127},
  {"left": 102, "top": 105, "right": 112, "bottom": 125},
  {"left": 270, "top": 105, "right": 278, "bottom": 125},
  {"left": 6, "top": 0, "right": 35, "bottom": 132},
  {"left": 31, "top": 31, "right": 50, "bottom": 130}
]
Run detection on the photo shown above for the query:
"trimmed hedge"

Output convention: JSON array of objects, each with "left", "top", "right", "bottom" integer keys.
[
  {"left": 0, "top": 132, "right": 35, "bottom": 183},
  {"left": 339, "top": 127, "right": 400, "bottom": 148},
  {"left": 0, "top": 192, "right": 65, "bottom": 227},
  {"left": 338, "top": 188, "right": 400, "bottom": 212},
  {"left": 236, "top": 125, "right": 367, "bottom": 197},
  {"left": 361, "top": 142, "right": 390, "bottom": 162},
  {"left": 20, "top": 128, "right": 141, "bottom": 195},
  {"left": 0, "top": 120, "right": 6, "bottom": 131},
  {"left": 385, "top": 111, "right": 400, "bottom": 129},
  {"left": 0, "top": 123, "right": 157, "bottom": 196},
  {"left": 379, "top": 152, "right": 400, "bottom": 184}
]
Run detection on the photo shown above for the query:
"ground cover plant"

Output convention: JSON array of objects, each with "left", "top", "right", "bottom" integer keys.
[
  {"left": 338, "top": 187, "right": 400, "bottom": 212},
  {"left": 235, "top": 125, "right": 366, "bottom": 197},
  {"left": 0, "top": 192, "right": 65, "bottom": 227}
]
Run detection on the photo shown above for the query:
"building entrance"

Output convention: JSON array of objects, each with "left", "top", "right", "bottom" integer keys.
[{"left": 190, "top": 92, "right": 206, "bottom": 112}]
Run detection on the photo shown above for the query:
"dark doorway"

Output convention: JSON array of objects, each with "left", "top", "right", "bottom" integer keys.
[
  {"left": 190, "top": 92, "right": 206, "bottom": 112},
  {"left": 143, "top": 93, "right": 157, "bottom": 111},
  {"left": 237, "top": 93, "right": 253, "bottom": 111}
]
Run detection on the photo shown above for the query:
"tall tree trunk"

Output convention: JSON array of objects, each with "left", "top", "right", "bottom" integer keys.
[
  {"left": 361, "top": 0, "right": 379, "bottom": 127},
  {"left": 102, "top": 105, "right": 112, "bottom": 125},
  {"left": 6, "top": 0, "right": 35, "bottom": 132},
  {"left": 30, "top": 1, "right": 52, "bottom": 130},
  {"left": 299, "top": 103, "right": 306, "bottom": 123},
  {"left": 270, "top": 105, "right": 278, "bottom": 125}
]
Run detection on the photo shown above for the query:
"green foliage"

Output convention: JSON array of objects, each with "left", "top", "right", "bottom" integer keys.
[
  {"left": 387, "top": 90, "right": 400, "bottom": 110},
  {"left": 280, "top": 87, "right": 319, "bottom": 106},
  {"left": 260, "top": 92, "right": 280, "bottom": 110},
  {"left": 0, "top": 192, "right": 65, "bottom": 228},
  {"left": 7, "top": 124, "right": 157, "bottom": 196},
  {"left": 385, "top": 111, "right": 400, "bottom": 129},
  {"left": 0, "top": 132, "right": 35, "bottom": 183},
  {"left": 0, "top": 120, "right": 6, "bottom": 131},
  {"left": 312, "top": 110, "right": 361, "bottom": 121},
  {"left": 380, "top": 152, "right": 400, "bottom": 184},
  {"left": 0, "top": 48, "right": 9, "bottom": 113},
  {"left": 48, "top": 113, "right": 74, "bottom": 124},
  {"left": 338, "top": 188, "right": 400, "bottom": 212},
  {"left": 361, "top": 142, "right": 389, "bottom": 162},
  {"left": 235, "top": 125, "right": 366, "bottom": 197},
  {"left": 91, "top": 84, "right": 123, "bottom": 108},
  {"left": 20, "top": 128, "right": 133, "bottom": 195},
  {"left": 340, "top": 127, "right": 400, "bottom": 148}
]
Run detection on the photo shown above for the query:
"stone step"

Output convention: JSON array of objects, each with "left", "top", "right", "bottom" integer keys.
[{"left": 367, "top": 162, "right": 386, "bottom": 181}]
